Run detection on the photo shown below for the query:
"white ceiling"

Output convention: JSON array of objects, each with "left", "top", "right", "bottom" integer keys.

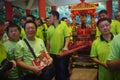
[
  {"left": 47, "top": 0, "right": 107, "bottom": 6},
  {"left": 4, "top": 0, "right": 110, "bottom": 9}
]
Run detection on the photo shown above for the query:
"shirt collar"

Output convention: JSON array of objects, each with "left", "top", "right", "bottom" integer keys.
[
  {"left": 52, "top": 21, "right": 61, "bottom": 27},
  {"left": 100, "top": 33, "right": 114, "bottom": 42}
]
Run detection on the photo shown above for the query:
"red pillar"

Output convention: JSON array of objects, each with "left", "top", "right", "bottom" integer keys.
[
  {"left": 106, "top": 0, "right": 112, "bottom": 18},
  {"left": 51, "top": 6, "right": 57, "bottom": 11},
  {"left": 4, "top": 1, "right": 13, "bottom": 21},
  {"left": 38, "top": 0, "right": 46, "bottom": 19},
  {"left": 26, "top": 9, "right": 31, "bottom": 15},
  {"left": 118, "top": 0, "right": 120, "bottom": 12}
]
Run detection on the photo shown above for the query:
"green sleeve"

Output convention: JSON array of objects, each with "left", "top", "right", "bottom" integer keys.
[
  {"left": 108, "top": 35, "right": 120, "bottom": 60},
  {"left": 0, "top": 42, "right": 7, "bottom": 63},
  {"left": 90, "top": 40, "right": 98, "bottom": 58}
]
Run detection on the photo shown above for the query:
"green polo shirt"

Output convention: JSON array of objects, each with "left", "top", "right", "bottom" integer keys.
[
  {"left": 90, "top": 34, "right": 114, "bottom": 80},
  {"left": 108, "top": 34, "right": 120, "bottom": 80},
  {"left": 108, "top": 34, "right": 120, "bottom": 60},
  {"left": 36, "top": 24, "right": 48, "bottom": 41},
  {"left": 4, "top": 40, "right": 20, "bottom": 78},
  {"left": 47, "top": 21, "right": 70, "bottom": 55},
  {"left": 36, "top": 26, "right": 44, "bottom": 41},
  {"left": 20, "top": 27, "right": 26, "bottom": 38},
  {"left": 15, "top": 37, "right": 47, "bottom": 75},
  {"left": 96, "top": 20, "right": 120, "bottom": 37},
  {"left": 0, "top": 42, "right": 6, "bottom": 63}
]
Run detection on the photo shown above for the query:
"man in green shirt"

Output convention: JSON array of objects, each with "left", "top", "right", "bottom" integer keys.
[
  {"left": 15, "top": 21, "right": 53, "bottom": 80},
  {"left": 96, "top": 10, "right": 120, "bottom": 37},
  {"left": 107, "top": 34, "right": 120, "bottom": 80},
  {"left": 4, "top": 23, "right": 21, "bottom": 80},
  {"left": 46, "top": 10, "right": 70, "bottom": 80},
  {"left": 90, "top": 18, "right": 114, "bottom": 80}
]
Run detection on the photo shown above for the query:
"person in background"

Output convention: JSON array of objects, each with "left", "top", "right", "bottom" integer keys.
[
  {"left": 26, "top": 15, "right": 35, "bottom": 22},
  {"left": 2, "top": 20, "right": 13, "bottom": 43},
  {"left": 96, "top": 10, "right": 120, "bottom": 37},
  {"left": 4, "top": 23, "right": 22, "bottom": 80},
  {"left": 0, "top": 20, "right": 7, "bottom": 63},
  {"left": 116, "top": 11, "right": 120, "bottom": 22},
  {"left": 90, "top": 18, "right": 114, "bottom": 80},
  {"left": 61, "top": 17, "right": 73, "bottom": 46},
  {"left": 20, "top": 17, "right": 26, "bottom": 39},
  {"left": 15, "top": 21, "right": 53, "bottom": 80},
  {"left": 46, "top": 10, "right": 70, "bottom": 80},
  {"left": 36, "top": 17, "right": 47, "bottom": 42},
  {"left": 45, "top": 17, "right": 51, "bottom": 28}
]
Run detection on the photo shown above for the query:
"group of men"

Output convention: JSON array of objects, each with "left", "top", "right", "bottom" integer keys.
[
  {"left": 0, "top": 10, "right": 70, "bottom": 80},
  {"left": 0, "top": 9, "right": 120, "bottom": 80},
  {"left": 90, "top": 10, "right": 120, "bottom": 80}
]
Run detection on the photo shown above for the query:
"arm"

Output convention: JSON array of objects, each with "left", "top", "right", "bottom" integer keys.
[
  {"left": 91, "top": 57, "right": 107, "bottom": 68},
  {"left": 16, "top": 58, "right": 41, "bottom": 74},
  {"left": 62, "top": 37, "right": 70, "bottom": 51},
  {"left": 107, "top": 59, "right": 120, "bottom": 71}
]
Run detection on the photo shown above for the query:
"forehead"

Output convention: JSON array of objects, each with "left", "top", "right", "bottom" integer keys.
[
  {"left": 98, "top": 20, "right": 109, "bottom": 25},
  {"left": 25, "top": 23, "right": 36, "bottom": 28}
]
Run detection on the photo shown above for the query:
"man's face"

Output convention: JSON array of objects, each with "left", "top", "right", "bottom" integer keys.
[
  {"left": 21, "top": 19, "right": 26, "bottom": 26},
  {"left": 49, "top": 14, "right": 55, "bottom": 24},
  {"left": 0, "top": 25, "right": 5, "bottom": 39},
  {"left": 7, "top": 27, "right": 20, "bottom": 41},
  {"left": 98, "top": 20, "right": 111, "bottom": 35},
  {"left": 25, "top": 23, "right": 37, "bottom": 39},
  {"left": 46, "top": 18, "right": 51, "bottom": 27}
]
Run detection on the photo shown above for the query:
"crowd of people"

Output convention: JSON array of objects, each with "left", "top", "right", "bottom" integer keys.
[
  {"left": 0, "top": 10, "right": 71, "bottom": 80},
  {"left": 0, "top": 9, "right": 120, "bottom": 80}
]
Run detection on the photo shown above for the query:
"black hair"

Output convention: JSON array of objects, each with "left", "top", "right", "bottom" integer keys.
[
  {"left": 61, "top": 17, "right": 67, "bottom": 21},
  {"left": 6, "top": 23, "right": 21, "bottom": 35},
  {"left": 37, "top": 17, "right": 44, "bottom": 25},
  {"left": 20, "top": 17, "right": 26, "bottom": 21},
  {"left": 97, "top": 18, "right": 111, "bottom": 27},
  {"left": 24, "top": 20, "right": 37, "bottom": 30},
  {"left": 49, "top": 10, "right": 59, "bottom": 19},
  {"left": 98, "top": 10, "right": 108, "bottom": 16},
  {"left": 26, "top": 15, "right": 35, "bottom": 21}
]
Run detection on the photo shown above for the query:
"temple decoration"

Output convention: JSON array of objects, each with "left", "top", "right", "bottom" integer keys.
[
  {"left": 69, "top": 0, "right": 98, "bottom": 42},
  {"left": 69, "top": 0, "right": 98, "bottom": 19}
]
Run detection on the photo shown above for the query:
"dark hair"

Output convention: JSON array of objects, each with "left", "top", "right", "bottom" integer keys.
[
  {"left": 26, "top": 15, "right": 35, "bottom": 21},
  {"left": 37, "top": 17, "right": 44, "bottom": 25},
  {"left": 20, "top": 17, "right": 26, "bottom": 21},
  {"left": 24, "top": 21, "right": 37, "bottom": 30},
  {"left": 49, "top": 10, "right": 59, "bottom": 19},
  {"left": 61, "top": 17, "right": 67, "bottom": 21},
  {"left": 97, "top": 18, "right": 111, "bottom": 26},
  {"left": 98, "top": 10, "right": 108, "bottom": 16},
  {"left": 6, "top": 23, "right": 21, "bottom": 35}
]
